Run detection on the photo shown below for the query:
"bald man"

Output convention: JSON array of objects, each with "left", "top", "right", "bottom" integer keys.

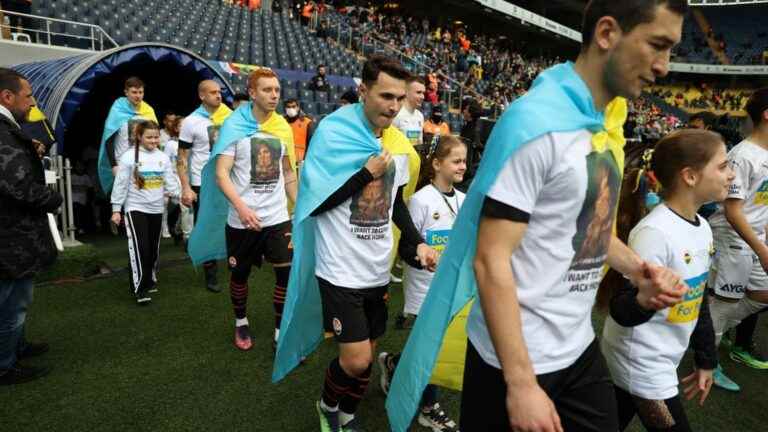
[{"left": 178, "top": 79, "right": 228, "bottom": 292}]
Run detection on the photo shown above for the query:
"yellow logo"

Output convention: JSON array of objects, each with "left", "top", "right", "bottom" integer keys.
[{"left": 683, "top": 251, "right": 692, "bottom": 265}]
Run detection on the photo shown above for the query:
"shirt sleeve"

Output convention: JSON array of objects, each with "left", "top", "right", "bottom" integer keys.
[
  {"left": 486, "top": 133, "right": 556, "bottom": 214},
  {"left": 407, "top": 192, "right": 429, "bottom": 234},
  {"left": 727, "top": 152, "right": 751, "bottom": 200},
  {"left": 110, "top": 155, "right": 132, "bottom": 212},
  {"left": 628, "top": 225, "right": 669, "bottom": 267},
  {"left": 219, "top": 137, "right": 241, "bottom": 157},
  {"left": 163, "top": 155, "right": 181, "bottom": 199},
  {"left": 178, "top": 118, "right": 195, "bottom": 150}
]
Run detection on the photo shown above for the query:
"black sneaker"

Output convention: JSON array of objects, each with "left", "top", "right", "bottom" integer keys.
[
  {"left": 418, "top": 403, "right": 459, "bottom": 432},
  {"left": 17, "top": 342, "right": 49, "bottom": 359},
  {"left": 136, "top": 291, "right": 152, "bottom": 305},
  {"left": 205, "top": 265, "right": 221, "bottom": 293},
  {"left": 0, "top": 363, "right": 51, "bottom": 385},
  {"left": 342, "top": 417, "right": 366, "bottom": 432}
]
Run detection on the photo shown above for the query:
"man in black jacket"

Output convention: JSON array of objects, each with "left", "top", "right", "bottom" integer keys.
[{"left": 0, "top": 68, "right": 62, "bottom": 386}]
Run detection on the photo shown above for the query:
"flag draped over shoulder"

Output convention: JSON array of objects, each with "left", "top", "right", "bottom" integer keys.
[
  {"left": 272, "top": 103, "right": 419, "bottom": 382},
  {"left": 97, "top": 97, "right": 157, "bottom": 193},
  {"left": 385, "top": 62, "right": 628, "bottom": 432},
  {"left": 187, "top": 103, "right": 295, "bottom": 265}
]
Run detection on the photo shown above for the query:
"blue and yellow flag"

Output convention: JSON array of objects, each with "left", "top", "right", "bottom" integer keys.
[
  {"left": 272, "top": 103, "right": 419, "bottom": 382},
  {"left": 97, "top": 97, "right": 157, "bottom": 193},
  {"left": 385, "top": 62, "right": 627, "bottom": 432},
  {"left": 187, "top": 102, "right": 294, "bottom": 265}
]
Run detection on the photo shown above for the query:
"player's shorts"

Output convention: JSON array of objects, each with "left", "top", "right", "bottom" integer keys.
[
  {"left": 709, "top": 242, "right": 768, "bottom": 299},
  {"left": 317, "top": 276, "right": 389, "bottom": 344},
  {"left": 225, "top": 221, "right": 293, "bottom": 271}
]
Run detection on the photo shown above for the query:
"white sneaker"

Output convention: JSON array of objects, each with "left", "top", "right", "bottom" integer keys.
[
  {"left": 418, "top": 403, "right": 459, "bottom": 432},
  {"left": 390, "top": 273, "right": 402, "bottom": 283},
  {"left": 377, "top": 352, "right": 392, "bottom": 395}
]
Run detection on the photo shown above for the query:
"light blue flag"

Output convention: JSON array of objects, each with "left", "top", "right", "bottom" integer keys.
[
  {"left": 272, "top": 103, "right": 392, "bottom": 382},
  {"left": 385, "top": 62, "right": 611, "bottom": 431},
  {"left": 188, "top": 102, "right": 258, "bottom": 265},
  {"left": 97, "top": 97, "right": 153, "bottom": 194}
]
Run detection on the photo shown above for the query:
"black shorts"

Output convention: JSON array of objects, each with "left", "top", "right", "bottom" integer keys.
[
  {"left": 317, "top": 277, "right": 389, "bottom": 344},
  {"left": 460, "top": 338, "right": 618, "bottom": 431},
  {"left": 225, "top": 221, "right": 293, "bottom": 271}
]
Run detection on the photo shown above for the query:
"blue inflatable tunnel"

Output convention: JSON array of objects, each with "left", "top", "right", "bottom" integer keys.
[{"left": 12, "top": 43, "right": 234, "bottom": 157}]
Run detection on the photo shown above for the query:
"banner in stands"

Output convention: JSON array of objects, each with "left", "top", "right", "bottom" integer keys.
[
  {"left": 214, "top": 61, "right": 360, "bottom": 88},
  {"left": 474, "top": 0, "right": 768, "bottom": 76}
]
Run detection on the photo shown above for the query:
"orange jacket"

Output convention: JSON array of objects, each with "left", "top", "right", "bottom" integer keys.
[
  {"left": 290, "top": 116, "right": 313, "bottom": 161},
  {"left": 423, "top": 120, "right": 450, "bottom": 136}
]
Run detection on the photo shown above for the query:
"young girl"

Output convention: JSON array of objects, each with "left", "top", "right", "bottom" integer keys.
[
  {"left": 378, "top": 135, "right": 466, "bottom": 432},
  {"left": 599, "top": 129, "right": 734, "bottom": 432},
  {"left": 111, "top": 121, "right": 181, "bottom": 305}
]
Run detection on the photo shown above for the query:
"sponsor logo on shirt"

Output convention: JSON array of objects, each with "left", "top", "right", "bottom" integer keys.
[
  {"left": 406, "top": 130, "right": 421, "bottom": 145},
  {"left": 668, "top": 272, "right": 707, "bottom": 324},
  {"left": 718, "top": 283, "right": 745, "bottom": 294},
  {"left": 426, "top": 229, "right": 451, "bottom": 252},
  {"left": 683, "top": 251, "right": 692, "bottom": 264}
]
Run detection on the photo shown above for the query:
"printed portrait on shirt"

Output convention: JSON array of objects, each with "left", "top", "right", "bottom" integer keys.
[
  {"left": 349, "top": 161, "right": 396, "bottom": 228},
  {"left": 569, "top": 150, "right": 621, "bottom": 271},
  {"left": 208, "top": 125, "right": 221, "bottom": 151},
  {"left": 249, "top": 133, "right": 282, "bottom": 193}
]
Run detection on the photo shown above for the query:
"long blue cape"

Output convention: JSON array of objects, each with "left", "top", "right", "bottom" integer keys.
[
  {"left": 385, "top": 62, "right": 615, "bottom": 431},
  {"left": 272, "top": 103, "right": 409, "bottom": 381},
  {"left": 97, "top": 97, "right": 144, "bottom": 193},
  {"left": 188, "top": 103, "right": 258, "bottom": 265}
]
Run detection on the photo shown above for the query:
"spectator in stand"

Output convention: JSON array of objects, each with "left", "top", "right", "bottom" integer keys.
[
  {"left": 423, "top": 105, "right": 450, "bottom": 138},
  {"left": 309, "top": 64, "right": 331, "bottom": 92},
  {"left": 2, "top": 0, "right": 33, "bottom": 38},
  {"left": 689, "top": 111, "right": 718, "bottom": 130},
  {"left": 301, "top": 1, "right": 315, "bottom": 27}
]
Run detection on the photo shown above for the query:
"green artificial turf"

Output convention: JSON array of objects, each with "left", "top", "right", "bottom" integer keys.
[{"left": 1, "top": 234, "right": 767, "bottom": 431}]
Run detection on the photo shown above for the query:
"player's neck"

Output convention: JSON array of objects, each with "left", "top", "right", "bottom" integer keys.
[
  {"left": 204, "top": 103, "right": 218, "bottom": 115},
  {"left": 573, "top": 53, "right": 613, "bottom": 113},
  {"left": 252, "top": 105, "right": 273, "bottom": 124},
  {"left": 432, "top": 177, "right": 454, "bottom": 194},
  {"left": 664, "top": 192, "right": 698, "bottom": 222},
  {"left": 404, "top": 102, "right": 416, "bottom": 114}
]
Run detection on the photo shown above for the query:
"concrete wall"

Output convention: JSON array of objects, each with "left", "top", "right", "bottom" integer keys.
[{"left": 0, "top": 39, "right": 93, "bottom": 66}]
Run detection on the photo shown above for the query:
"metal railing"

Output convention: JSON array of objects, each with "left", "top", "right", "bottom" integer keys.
[{"left": 0, "top": 9, "right": 117, "bottom": 51}]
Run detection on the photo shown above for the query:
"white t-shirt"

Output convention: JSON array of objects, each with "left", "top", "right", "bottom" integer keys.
[
  {"left": 111, "top": 147, "right": 181, "bottom": 214},
  {"left": 112, "top": 115, "right": 150, "bottom": 165},
  {"left": 164, "top": 139, "right": 179, "bottom": 177},
  {"left": 602, "top": 204, "right": 712, "bottom": 400},
  {"left": 220, "top": 131, "right": 290, "bottom": 229},
  {"left": 708, "top": 139, "right": 768, "bottom": 248},
  {"left": 315, "top": 153, "right": 411, "bottom": 288},
  {"left": 179, "top": 114, "right": 217, "bottom": 186},
  {"left": 403, "top": 185, "right": 465, "bottom": 315},
  {"left": 393, "top": 106, "right": 424, "bottom": 147},
  {"left": 160, "top": 129, "right": 171, "bottom": 149},
  {"left": 466, "top": 130, "right": 623, "bottom": 374}
]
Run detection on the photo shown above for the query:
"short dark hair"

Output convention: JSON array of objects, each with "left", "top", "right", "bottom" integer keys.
[
  {"left": 234, "top": 93, "right": 250, "bottom": 102},
  {"left": 362, "top": 55, "right": 410, "bottom": 87},
  {"left": 317, "top": 64, "right": 326, "bottom": 70},
  {"left": 0, "top": 68, "right": 27, "bottom": 93},
  {"left": 462, "top": 98, "right": 482, "bottom": 119},
  {"left": 340, "top": 89, "right": 358, "bottom": 103},
  {"left": 746, "top": 88, "right": 768, "bottom": 127},
  {"left": 688, "top": 111, "right": 718, "bottom": 129},
  {"left": 581, "top": 0, "right": 688, "bottom": 49},
  {"left": 284, "top": 98, "right": 299, "bottom": 106},
  {"left": 163, "top": 111, "right": 177, "bottom": 119},
  {"left": 124, "top": 76, "right": 145, "bottom": 90}
]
